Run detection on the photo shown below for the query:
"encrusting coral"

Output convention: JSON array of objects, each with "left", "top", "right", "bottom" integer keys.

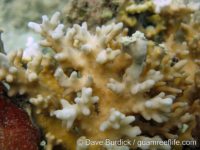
[{"left": 0, "top": 0, "right": 200, "bottom": 150}]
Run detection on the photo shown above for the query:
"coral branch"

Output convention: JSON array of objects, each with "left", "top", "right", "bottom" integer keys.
[
  {"left": 100, "top": 108, "right": 141, "bottom": 138},
  {"left": 44, "top": 133, "right": 62, "bottom": 150},
  {"left": 54, "top": 68, "right": 93, "bottom": 95},
  {"left": 132, "top": 92, "right": 173, "bottom": 123},
  {"left": 54, "top": 87, "right": 99, "bottom": 129}
]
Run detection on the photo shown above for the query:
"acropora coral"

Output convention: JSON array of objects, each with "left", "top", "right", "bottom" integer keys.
[{"left": 0, "top": 0, "right": 200, "bottom": 150}]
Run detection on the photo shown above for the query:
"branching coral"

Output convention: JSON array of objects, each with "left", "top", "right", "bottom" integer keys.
[
  {"left": 54, "top": 87, "right": 99, "bottom": 129},
  {"left": 44, "top": 132, "right": 62, "bottom": 150},
  {"left": 1, "top": 0, "right": 200, "bottom": 149},
  {"left": 116, "top": 0, "right": 200, "bottom": 42}
]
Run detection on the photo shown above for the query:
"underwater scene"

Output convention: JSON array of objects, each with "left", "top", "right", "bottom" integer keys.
[{"left": 1, "top": 0, "right": 200, "bottom": 149}]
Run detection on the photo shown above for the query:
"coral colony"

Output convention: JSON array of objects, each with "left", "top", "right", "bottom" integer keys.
[{"left": 1, "top": 0, "right": 200, "bottom": 150}]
